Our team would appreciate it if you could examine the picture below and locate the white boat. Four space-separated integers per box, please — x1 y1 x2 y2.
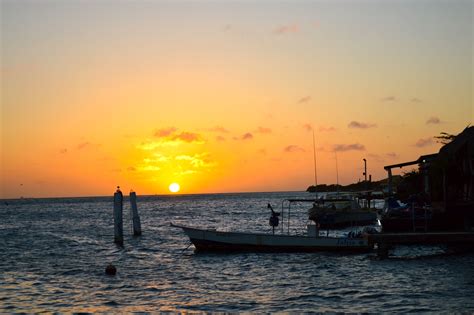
308 192 377 229
171 223 372 253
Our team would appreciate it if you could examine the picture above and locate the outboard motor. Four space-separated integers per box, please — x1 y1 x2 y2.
268 203 280 234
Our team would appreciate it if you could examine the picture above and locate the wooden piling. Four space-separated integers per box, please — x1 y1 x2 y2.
113 189 124 246
130 191 142 236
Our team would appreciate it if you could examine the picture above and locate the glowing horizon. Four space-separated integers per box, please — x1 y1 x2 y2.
1 0 472 198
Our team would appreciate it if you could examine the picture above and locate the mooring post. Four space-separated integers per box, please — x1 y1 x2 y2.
113 187 124 246
130 191 142 236
377 242 390 259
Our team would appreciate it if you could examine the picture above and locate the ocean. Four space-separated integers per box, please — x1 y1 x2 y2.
1 191 473 312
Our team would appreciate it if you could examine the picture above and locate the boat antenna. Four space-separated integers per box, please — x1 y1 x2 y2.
335 150 339 195
312 129 318 198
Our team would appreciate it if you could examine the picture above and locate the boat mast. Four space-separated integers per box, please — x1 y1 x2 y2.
312 129 318 198
335 151 339 194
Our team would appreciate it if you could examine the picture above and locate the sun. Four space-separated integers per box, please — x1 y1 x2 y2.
169 182 180 193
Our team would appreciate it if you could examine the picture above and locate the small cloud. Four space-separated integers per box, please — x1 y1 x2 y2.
175 169 198 176
223 24 232 31
59 148 68 154
411 98 422 103
348 121 377 129
140 128 205 148
333 143 365 152
208 126 230 133
414 137 434 148
175 131 204 143
284 145 305 153
255 127 272 134
154 127 178 138
139 165 161 171
175 153 215 168
368 153 384 163
137 141 162 150
77 142 101 150
151 153 170 162
426 116 442 125
127 166 136 172
303 123 313 132
216 136 226 141
273 24 299 35
386 152 399 159
297 96 311 104
381 96 397 102
77 142 91 150
319 126 336 132
241 133 253 140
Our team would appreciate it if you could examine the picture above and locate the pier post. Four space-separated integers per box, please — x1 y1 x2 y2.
387 169 393 195
130 191 142 236
376 243 390 259
113 187 124 246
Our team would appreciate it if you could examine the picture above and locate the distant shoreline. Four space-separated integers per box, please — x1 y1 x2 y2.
0 190 313 202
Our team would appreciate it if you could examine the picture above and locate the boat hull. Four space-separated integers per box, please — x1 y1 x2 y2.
173 224 372 253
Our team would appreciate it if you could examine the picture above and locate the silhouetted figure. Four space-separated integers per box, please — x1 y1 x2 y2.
268 203 280 234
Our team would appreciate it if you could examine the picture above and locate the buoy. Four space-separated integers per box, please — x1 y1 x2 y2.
105 264 117 276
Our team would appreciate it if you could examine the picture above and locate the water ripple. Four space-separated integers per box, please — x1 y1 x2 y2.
1 192 474 312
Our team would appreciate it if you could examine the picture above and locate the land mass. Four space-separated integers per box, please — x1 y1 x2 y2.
306 175 403 193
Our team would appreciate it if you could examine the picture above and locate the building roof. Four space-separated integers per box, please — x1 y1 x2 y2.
384 154 438 171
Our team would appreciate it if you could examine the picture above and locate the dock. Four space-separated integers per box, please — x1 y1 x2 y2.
367 231 474 258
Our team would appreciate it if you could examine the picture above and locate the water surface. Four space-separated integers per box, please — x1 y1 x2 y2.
1 192 473 312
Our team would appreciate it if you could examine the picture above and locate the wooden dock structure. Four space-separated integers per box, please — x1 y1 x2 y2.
366 231 474 258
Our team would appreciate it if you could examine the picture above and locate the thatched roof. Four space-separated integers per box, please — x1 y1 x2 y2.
437 126 474 164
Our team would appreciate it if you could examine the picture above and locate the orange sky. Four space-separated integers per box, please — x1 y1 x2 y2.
1 0 472 198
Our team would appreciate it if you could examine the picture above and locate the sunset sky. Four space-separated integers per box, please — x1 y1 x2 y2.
1 0 472 198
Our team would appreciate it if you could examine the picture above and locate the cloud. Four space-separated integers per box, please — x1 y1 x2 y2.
381 96 397 102
77 142 91 150
426 116 442 125
333 143 366 152
175 131 204 143
386 152 399 159
127 166 136 172
411 98 422 103
241 133 253 140
59 148 68 154
297 96 311 104
77 142 101 150
414 137 434 148
138 164 161 171
154 127 178 138
175 169 198 176
348 121 377 129
303 123 313 132
319 126 336 132
139 128 205 149
368 153 384 163
273 24 299 35
149 153 169 163
255 127 272 134
207 126 230 133
284 145 305 153
175 153 215 168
